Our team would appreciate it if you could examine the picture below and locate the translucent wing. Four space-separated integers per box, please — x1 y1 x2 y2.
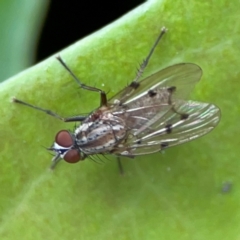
112 100 220 156
108 63 202 105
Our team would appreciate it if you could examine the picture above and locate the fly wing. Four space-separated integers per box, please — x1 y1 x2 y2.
108 63 202 105
112 100 220 156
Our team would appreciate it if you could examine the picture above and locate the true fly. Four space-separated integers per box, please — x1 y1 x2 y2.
13 27 220 170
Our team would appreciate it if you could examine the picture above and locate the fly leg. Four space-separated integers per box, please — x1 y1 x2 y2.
103 121 125 175
133 27 167 83
12 97 87 122
117 157 124 175
56 56 107 107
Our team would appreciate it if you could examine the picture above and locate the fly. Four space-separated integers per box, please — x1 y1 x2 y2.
13 27 221 170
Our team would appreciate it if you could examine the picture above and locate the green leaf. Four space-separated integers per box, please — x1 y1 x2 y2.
0 0 239 239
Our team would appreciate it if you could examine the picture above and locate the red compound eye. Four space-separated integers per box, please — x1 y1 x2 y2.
55 130 73 147
64 149 81 163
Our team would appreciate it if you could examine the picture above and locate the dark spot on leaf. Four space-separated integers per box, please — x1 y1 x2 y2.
222 181 232 194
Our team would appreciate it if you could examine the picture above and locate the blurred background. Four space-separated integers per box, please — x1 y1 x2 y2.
0 0 143 82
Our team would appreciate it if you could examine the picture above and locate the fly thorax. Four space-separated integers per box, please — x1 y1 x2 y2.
73 118 127 154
